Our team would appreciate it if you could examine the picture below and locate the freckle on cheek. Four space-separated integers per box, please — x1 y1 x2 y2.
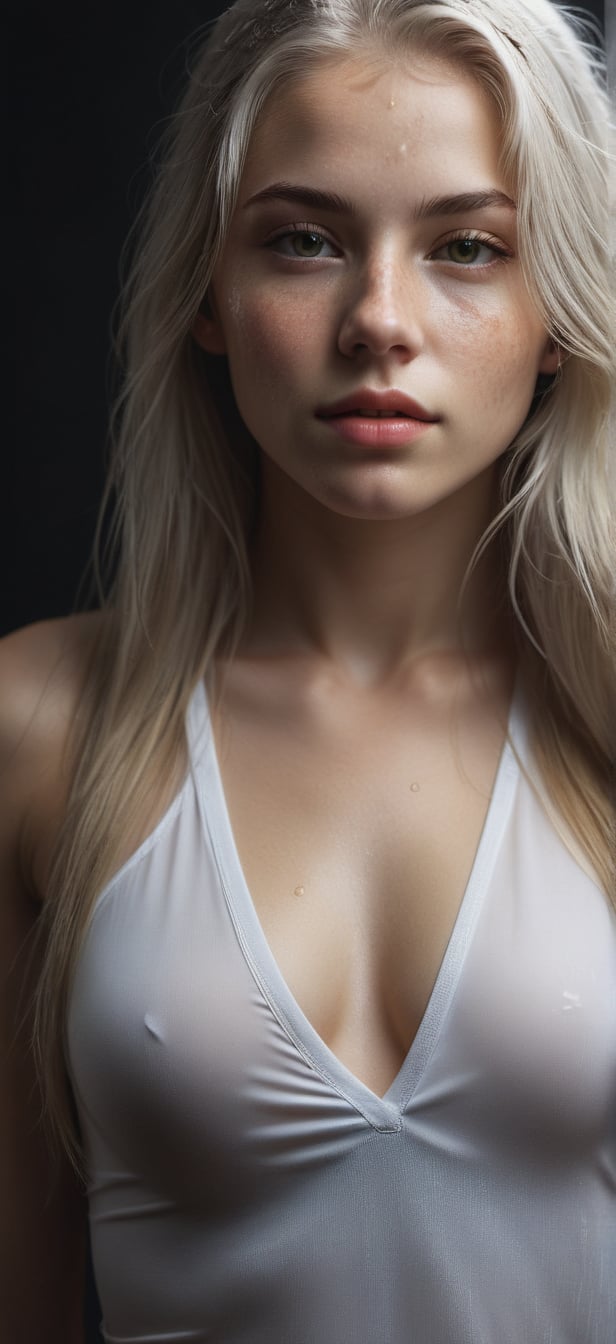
228 287 242 319
247 303 305 351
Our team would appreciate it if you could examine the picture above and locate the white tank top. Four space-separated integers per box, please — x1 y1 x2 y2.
66 679 616 1343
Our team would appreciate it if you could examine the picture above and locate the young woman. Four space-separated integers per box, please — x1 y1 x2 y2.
2 0 613 1340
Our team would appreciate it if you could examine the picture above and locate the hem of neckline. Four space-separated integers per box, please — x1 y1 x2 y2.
189 675 522 1129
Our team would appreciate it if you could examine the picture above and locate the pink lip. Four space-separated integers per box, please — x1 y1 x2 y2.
322 415 434 446
316 388 438 420
315 388 439 448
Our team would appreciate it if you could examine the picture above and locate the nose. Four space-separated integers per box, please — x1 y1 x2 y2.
336 255 425 364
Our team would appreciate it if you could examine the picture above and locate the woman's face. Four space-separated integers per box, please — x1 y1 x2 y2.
194 51 558 522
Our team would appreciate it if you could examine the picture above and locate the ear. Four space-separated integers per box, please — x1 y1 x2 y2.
191 291 227 355
537 335 562 377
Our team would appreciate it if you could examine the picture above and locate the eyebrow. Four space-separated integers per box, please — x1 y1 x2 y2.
242 183 516 217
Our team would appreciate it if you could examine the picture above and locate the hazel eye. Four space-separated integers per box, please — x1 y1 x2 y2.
268 228 337 259
292 232 327 257
447 238 486 264
431 234 510 267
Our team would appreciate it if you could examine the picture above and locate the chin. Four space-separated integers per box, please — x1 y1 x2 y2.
318 485 427 522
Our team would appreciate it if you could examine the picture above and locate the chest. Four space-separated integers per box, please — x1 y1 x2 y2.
68 681 615 1203
210 680 510 1095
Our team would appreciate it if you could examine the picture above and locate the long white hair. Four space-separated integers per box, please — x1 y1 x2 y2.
32 0 613 1176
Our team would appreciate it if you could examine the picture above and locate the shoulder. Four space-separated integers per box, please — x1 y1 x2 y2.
3 602 97 682
0 611 106 899
0 611 104 768
0 617 96 1331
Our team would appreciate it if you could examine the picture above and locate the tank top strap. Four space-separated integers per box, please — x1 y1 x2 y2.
185 676 211 771
507 672 530 766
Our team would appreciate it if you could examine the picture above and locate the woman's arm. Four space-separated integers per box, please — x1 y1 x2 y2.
0 620 94 1343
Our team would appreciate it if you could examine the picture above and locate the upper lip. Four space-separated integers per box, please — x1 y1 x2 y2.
316 389 439 421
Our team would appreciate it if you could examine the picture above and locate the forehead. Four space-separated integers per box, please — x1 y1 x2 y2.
239 52 504 200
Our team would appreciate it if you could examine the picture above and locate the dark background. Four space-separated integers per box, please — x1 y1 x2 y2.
10 1 229 640
9 2 605 1339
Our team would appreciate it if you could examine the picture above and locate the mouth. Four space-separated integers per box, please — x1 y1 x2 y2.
317 410 437 448
316 390 439 423
330 409 417 419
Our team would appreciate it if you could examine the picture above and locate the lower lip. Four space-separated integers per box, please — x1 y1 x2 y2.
319 414 437 446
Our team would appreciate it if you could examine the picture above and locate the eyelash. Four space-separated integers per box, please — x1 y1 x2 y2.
265 223 513 267
434 228 512 266
265 223 335 258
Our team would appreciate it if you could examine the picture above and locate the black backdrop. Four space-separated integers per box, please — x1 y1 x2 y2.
10 2 229 639
9 3 606 1339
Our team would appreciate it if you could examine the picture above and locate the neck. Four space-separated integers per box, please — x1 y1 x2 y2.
244 458 513 689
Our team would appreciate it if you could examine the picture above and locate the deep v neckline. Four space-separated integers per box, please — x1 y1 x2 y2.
193 680 522 1131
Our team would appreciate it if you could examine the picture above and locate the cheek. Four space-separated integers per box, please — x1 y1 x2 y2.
443 300 543 414
216 281 329 451
224 286 323 389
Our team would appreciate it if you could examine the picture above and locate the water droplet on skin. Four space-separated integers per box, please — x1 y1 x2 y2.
409 782 420 793
293 885 305 897
388 97 396 108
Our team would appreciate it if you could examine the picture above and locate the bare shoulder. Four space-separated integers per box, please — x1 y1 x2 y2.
0 610 103 742
0 611 106 900
0 615 98 1335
